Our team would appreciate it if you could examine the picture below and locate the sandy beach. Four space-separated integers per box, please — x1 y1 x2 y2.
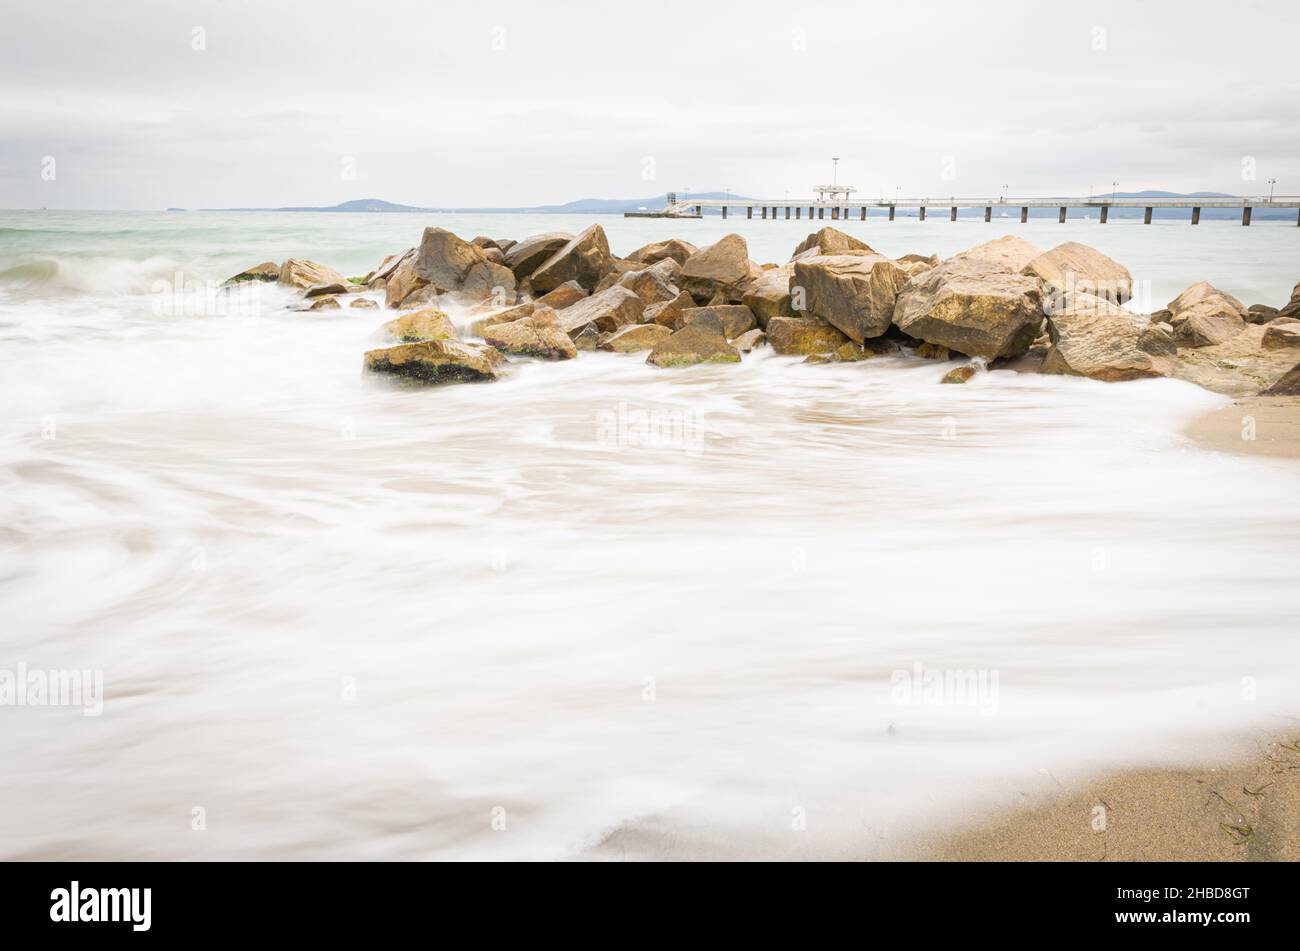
1186 396 1300 459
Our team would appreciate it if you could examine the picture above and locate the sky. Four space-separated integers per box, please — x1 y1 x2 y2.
2 0 1297 209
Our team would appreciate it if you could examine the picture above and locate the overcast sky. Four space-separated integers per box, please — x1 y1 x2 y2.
2 0 1297 209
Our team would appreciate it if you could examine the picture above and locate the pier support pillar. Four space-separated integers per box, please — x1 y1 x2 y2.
818 207 824 219
747 207 752 219
1100 206 1108 224
860 207 866 220
831 207 839 219
1296 208 1299 227
919 207 926 222
761 206 767 219
721 206 727 219
785 206 790 219
795 207 801 219
1242 207 1252 226
950 206 958 222
1144 207 1153 224
1058 206 1066 223
1020 207 1028 223
984 206 991 222
888 205 895 221
1191 207 1200 225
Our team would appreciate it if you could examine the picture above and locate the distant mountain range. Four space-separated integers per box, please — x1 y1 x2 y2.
181 191 1296 220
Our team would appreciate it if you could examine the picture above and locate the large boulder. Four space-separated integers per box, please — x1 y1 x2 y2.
223 261 281 285
682 305 757 339
503 232 574 279
1169 323 1300 395
792 254 909 342
1261 319 1300 350
364 339 504 383
529 224 615 293
384 253 430 309
414 227 488 291
625 238 698 267
615 265 678 306
896 253 939 280
278 259 348 291
598 323 673 352
790 226 874 260
1164 282 1247 348
741 265 796 328
952 235 1043 272
367 249 414 289
460 259 517 303
1041 296 1176 381
765 316 851 356
1023 242 1133 304
892 259 1045 360
537 280 588 310
645 313 741 368
384 308 459 342
555 286 644 337
482 306 577 360
645 290 696 331
680 234 756 304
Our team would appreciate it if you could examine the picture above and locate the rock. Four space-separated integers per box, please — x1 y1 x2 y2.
364 339 504 383
304 280 353 299
307 296 342 310
1169 281 1248 320
529 224 615 293
680 234 756 303
482 247 505 265
914 342 956 360
572 326 601 351
414 227 488 291
278 259 348 291
647 256 682 284
625 238 698 267
741 265 795 329
385 308 460 342
1173 303 1246 348
792 254 909 342
953 235 1043 271
460 259 517 303
598 323 673 352
555 286 644 337
470 236 502 250
367 249 413 290
394 284 445 311
537 280 588 310
940 365 978 384
615 265 678 306
1170 324 1300 396
645 290 695 331
1261 319 1300 350
682 304 757 339
1023 241 1133 304
482 306 577 360
496 239 517 254
223 261 281 285
1247 304 1280 324
503 232 574 279
893 259 1046 359
349 298 379 309
1041 299 1176 381
1260 362 1300 395
790 226 875 260
384 253 430 309
765 316 851 356
645 314 742 368
732 329 767 353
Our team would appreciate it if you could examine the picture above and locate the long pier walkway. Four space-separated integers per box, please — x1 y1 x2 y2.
643 196 1300 226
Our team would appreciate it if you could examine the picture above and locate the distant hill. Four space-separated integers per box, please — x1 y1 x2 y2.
197 191 1295 220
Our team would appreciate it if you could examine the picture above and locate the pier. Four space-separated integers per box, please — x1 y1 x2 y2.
633 195 1300 226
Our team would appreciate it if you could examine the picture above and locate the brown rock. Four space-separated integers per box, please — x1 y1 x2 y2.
1173 302 1246 348
572 325 601 351
1260 362 1300 395
683 304 757 339
792 253 909 342
278 259 349 291
892 259 1045 359
765 316 851 356
1023 241 1134 304
790 226 875 260
645 291 695 331
349 298 379 309
741 265 795 328
555 286 644 337
680 234 755 303
940 365 978 384
503 232 573 279
1261 319 1300 350
482 306 577 360
224 261 281 285
363 339 504 383
645 313 741 368
1041 300 1176 381
385 308 459 342
530 224 615 293
615 266 678 307
537 281 588 310
384 253 430 309
1247 304 1279 324
460 259 517 304
625 238 698 267
307 296 342 310
1169 281 1248 320
414 227 488 291
598 323 673 352
732 329 767 353
953 235 1043 272
304 280 353 298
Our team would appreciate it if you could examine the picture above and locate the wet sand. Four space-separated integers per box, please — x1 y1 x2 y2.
908 730 1300 861
1185 396 1300 459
